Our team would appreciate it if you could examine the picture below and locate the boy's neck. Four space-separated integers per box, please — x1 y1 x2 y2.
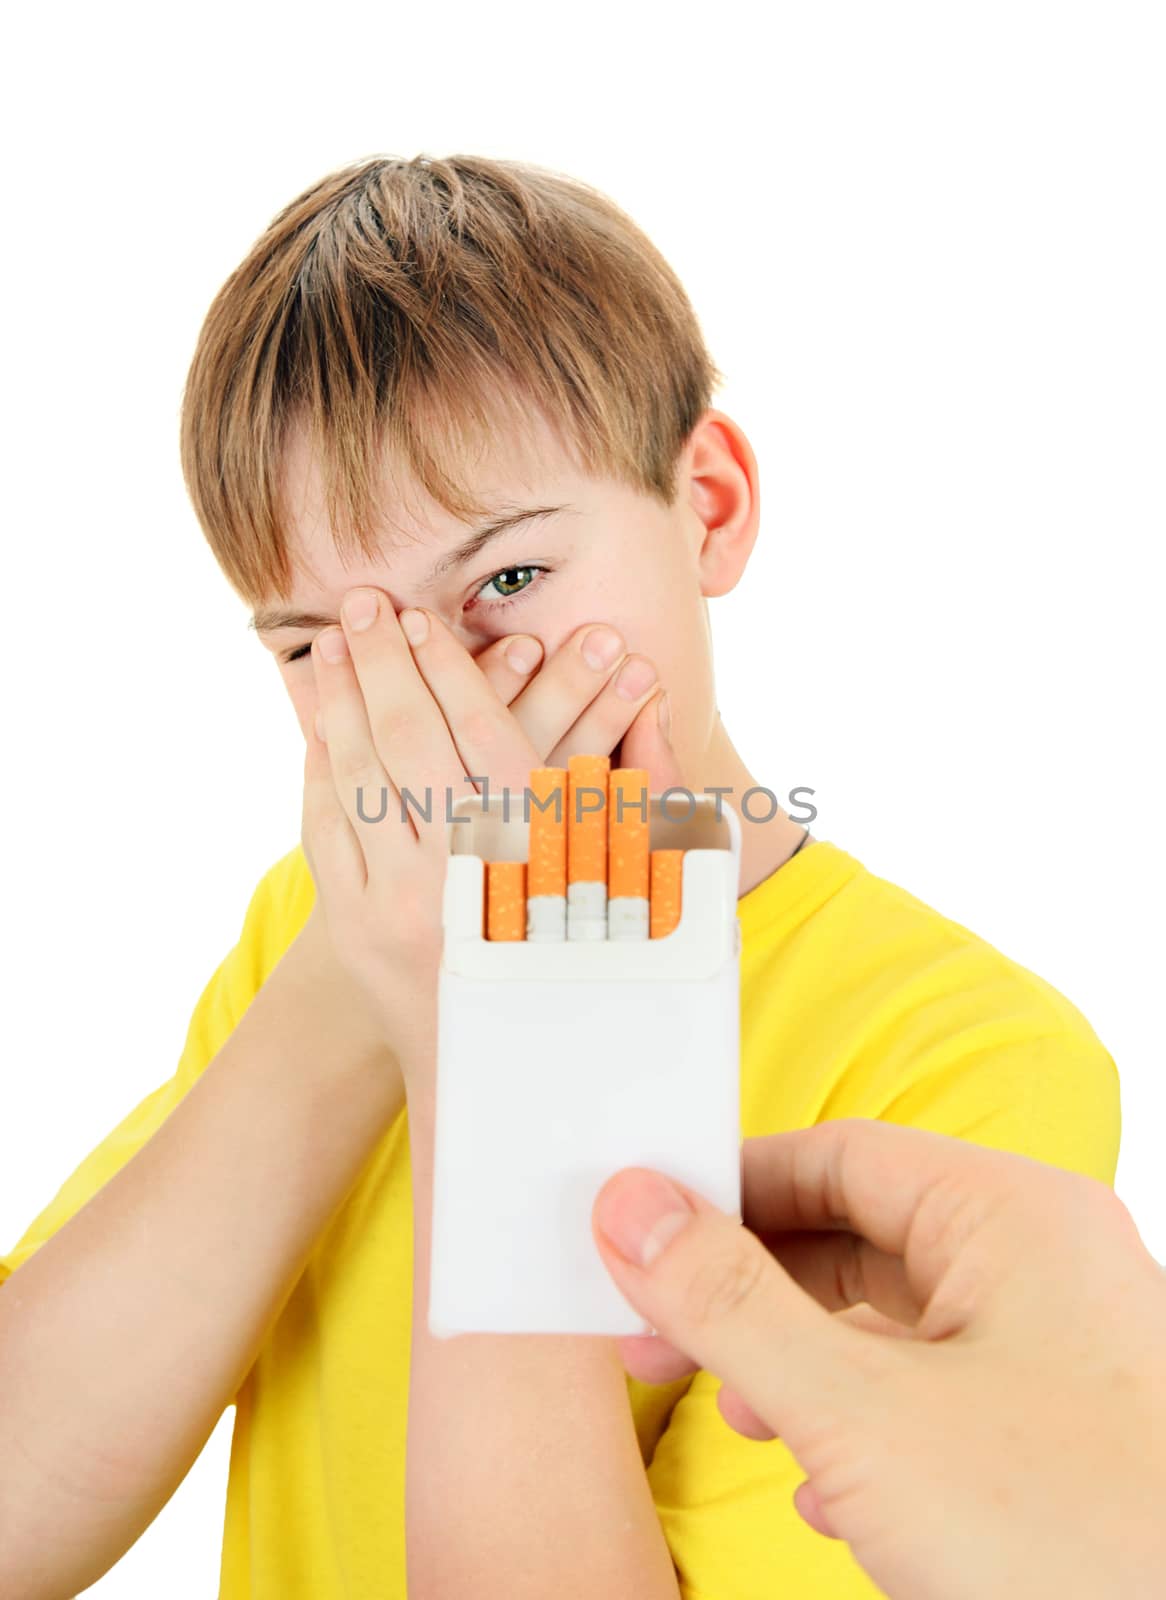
690 715 810 899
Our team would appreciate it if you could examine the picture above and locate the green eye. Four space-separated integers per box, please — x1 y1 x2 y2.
469 562 551 611
489 566 536 598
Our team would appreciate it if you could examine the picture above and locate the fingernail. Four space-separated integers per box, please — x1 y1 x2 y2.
314 710 326 742
657 692 672 739
581 626 623 671
615 656 658 702
505 636 543 675
399 608 429 646
342 589 380 632
316 627 349 663
595 1172 694 1269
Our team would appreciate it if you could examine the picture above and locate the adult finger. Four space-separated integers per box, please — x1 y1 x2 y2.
833 1304 922 1340
614 1333 700 1386
615 1243 922 1396
768 1231 922 1325
740 1121 1044 1304
592 1168 877 1447
792 1480 840 1541
716 1383 778 1441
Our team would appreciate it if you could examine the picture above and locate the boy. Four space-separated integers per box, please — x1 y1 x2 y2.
0 154 1119 1598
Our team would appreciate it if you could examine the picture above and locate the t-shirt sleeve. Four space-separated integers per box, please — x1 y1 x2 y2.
649 1377 884 1597
827 959 1121 1185
0 845 313 1287
871 1024 1120 1181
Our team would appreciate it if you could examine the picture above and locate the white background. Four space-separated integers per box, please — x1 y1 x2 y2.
2 3 1163 1594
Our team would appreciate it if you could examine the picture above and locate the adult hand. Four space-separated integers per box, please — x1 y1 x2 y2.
593 1120 1166 1600
302 590 680 1074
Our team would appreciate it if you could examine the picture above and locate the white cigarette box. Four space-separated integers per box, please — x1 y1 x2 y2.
429 790 743 1337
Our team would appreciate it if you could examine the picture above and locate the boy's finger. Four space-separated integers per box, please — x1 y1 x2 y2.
505 623 633 758
475 634 544 706
395 608 541 794
311 626 403 850
613 691 684 793
546 654 663 768
301 714 366 899
338 591 467 848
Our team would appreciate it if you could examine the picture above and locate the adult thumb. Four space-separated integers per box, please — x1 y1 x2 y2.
592 1167 870 1443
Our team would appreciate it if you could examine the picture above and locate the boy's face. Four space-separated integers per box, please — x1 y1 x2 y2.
254 410 751 779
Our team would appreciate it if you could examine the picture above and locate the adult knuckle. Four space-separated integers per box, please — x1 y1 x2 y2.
681 1232 769 1328
834 1235 868 1309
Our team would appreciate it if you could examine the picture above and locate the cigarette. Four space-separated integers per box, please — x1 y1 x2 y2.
566 754 610 940
608 768 650 940
526 767 567 941
649 849 684 939
485 860 526 941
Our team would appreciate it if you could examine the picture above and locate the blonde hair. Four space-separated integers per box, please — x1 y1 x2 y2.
179 153 722 601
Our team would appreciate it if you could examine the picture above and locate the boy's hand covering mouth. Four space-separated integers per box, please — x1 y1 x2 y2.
300 589 682 1077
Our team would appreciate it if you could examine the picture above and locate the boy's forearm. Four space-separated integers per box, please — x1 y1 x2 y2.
0 914 401 1600
403 1082 681 1600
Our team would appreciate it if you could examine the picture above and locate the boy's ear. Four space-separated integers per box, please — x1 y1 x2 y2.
682 411 761 598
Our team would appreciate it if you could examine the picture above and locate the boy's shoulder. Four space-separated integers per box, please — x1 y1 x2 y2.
255 840 315 929
742 838 1105 1048
214 844 316 1012
738 840 1119 1182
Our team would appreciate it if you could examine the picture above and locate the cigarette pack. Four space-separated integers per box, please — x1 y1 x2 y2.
429 789 743 1337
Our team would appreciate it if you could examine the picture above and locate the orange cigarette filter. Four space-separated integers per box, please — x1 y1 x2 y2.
527 767 567 897
649 849 684 938
608 769 650 899
485 861 526 941
566 754 610 884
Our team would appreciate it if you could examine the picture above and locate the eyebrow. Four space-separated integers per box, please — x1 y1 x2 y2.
249 504 572 633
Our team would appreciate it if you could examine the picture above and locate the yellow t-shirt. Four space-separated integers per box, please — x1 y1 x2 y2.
0 840 1120 1598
